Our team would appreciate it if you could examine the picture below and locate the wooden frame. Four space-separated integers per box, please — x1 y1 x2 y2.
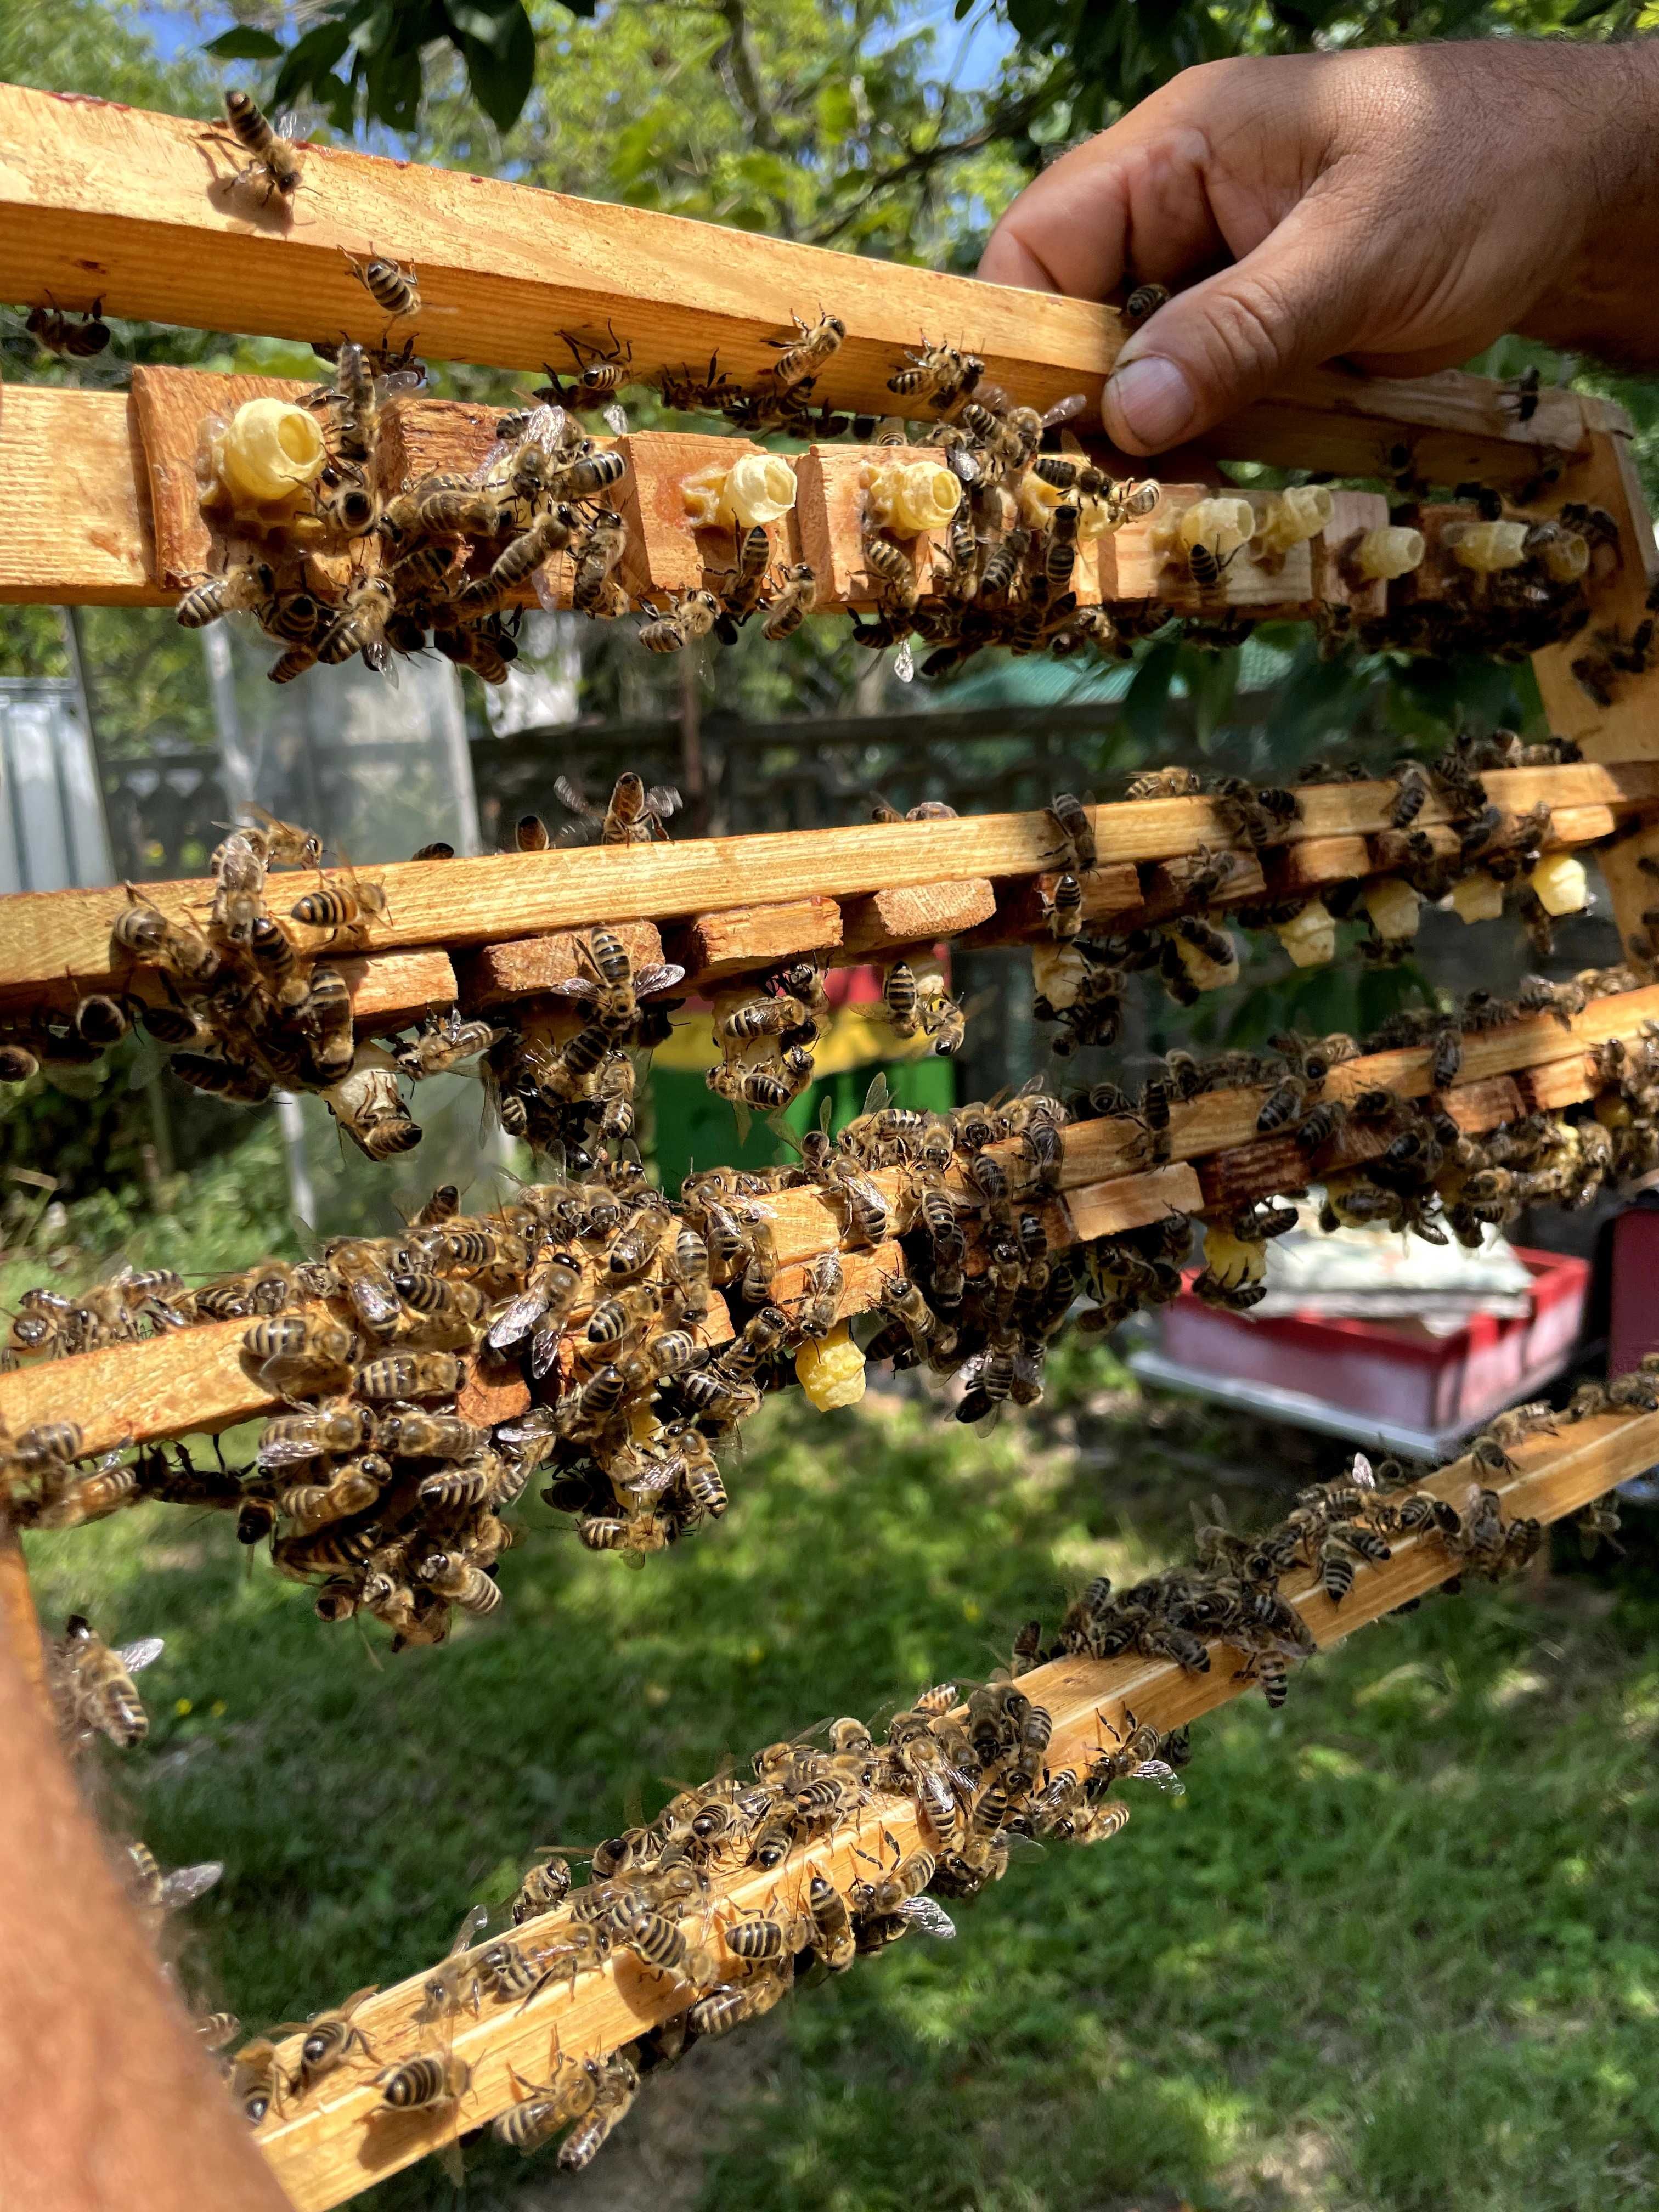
245 1403 1659 2209
2 761 1656 1014
6 72 1659 2212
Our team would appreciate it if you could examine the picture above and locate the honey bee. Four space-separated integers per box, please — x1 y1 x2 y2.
883 960 920 1038
245 1315 357 1396
290 865 391 937
555 771 680 848
762 563 818 641
888 339 984 408
288 1986 380 2095
54 1613 164 1748
396 1008 499 1080
1124 281 1170 323
418 1550 502 1616
177 559 275 630
259 1403 376 1467
766 308 845 389
205 90 306 207
230 2039 285 2126
493 2056 596 2153
558 2052 641 2172
862 533 918 613
112 891 220 986
317 576 397 671
325 1048 421 1161
458 511 573 612
639 586 720 653
354 1351 462 1400
343 249 422 323
26 294 111 359
372 2052 471 2119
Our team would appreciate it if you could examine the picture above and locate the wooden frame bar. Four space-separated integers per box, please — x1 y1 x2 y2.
244 1403 1659 2209
7 977 1653 1459
0 82 1593 480
3 763 1656 1007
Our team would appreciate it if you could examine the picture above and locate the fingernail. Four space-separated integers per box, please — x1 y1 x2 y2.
1103 355 1196 452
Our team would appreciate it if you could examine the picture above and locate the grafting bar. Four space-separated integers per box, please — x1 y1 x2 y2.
249 1404 1659 2210
0 81 1592 478
1 764 1655 1003
4 978 1651 1459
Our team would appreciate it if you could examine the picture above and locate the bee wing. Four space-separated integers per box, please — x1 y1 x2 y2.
861 1071 891 1116
351 1279 402 1332
645 785 682 820
549 977 599 1002
1040 392 1087 430
602 403 629 437
449 1903 490 1956
488 1280 551 1350
160 1860 225 1912
380 367 427 397
117 1634 166 1675
258 1435 325 1468
635 964 687 997
1351 1452 1376 1489
896 1897 957 1939
1128 1760 1186 1795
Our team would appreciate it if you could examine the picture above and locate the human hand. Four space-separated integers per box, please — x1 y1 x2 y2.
979 41 1659 454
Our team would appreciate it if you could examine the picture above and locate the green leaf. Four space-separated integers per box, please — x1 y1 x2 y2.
202 26 286 61
447 0 522 48
456 7 536 133
1123 640 1179 748
1560 0 1616 22
272 20 357 109
363 36 425 133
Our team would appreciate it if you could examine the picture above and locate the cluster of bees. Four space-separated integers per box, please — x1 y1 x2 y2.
1050 1451 1545 1708
0 804 496 1160
187 340 635 688
9 954 1659 1613
1029 737 1600 1056
226 1669 1188 2169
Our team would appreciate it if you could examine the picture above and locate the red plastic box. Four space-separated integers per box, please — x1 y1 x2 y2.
1158 1245 1589 1436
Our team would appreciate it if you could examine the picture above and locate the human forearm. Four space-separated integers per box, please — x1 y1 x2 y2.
0 1569 288 2212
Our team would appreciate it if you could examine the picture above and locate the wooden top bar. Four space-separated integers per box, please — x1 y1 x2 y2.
1 764 1655 1002
0 82 1589 479
6 976 1653 1458
250 1402 1659 2208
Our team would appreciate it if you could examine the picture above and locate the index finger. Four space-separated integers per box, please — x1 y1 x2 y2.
977 114 1228 302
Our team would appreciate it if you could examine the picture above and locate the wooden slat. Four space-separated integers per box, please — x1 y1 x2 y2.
249 1403 1659 2210
454 924 663 1012
665 897 843 991
0 83 1117 428
0 382 156 605
836 878 997 958
3 766 1655 1001
0 83 1594 480
1532 408 1659 763
7 978 1651 1458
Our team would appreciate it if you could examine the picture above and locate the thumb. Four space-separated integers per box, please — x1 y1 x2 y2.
1102 193 1376 455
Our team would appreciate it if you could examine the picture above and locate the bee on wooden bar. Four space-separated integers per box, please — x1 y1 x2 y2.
343 250 422 323
554 771 681 846
204 91 306 207
766 308 846 390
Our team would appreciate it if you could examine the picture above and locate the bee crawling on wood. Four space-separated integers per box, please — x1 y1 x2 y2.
201 90 307 208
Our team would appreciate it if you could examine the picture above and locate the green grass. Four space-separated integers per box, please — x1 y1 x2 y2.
21 1336 1659 2212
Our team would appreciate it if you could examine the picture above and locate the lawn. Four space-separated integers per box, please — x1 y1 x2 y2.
19 1296 1659 2212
